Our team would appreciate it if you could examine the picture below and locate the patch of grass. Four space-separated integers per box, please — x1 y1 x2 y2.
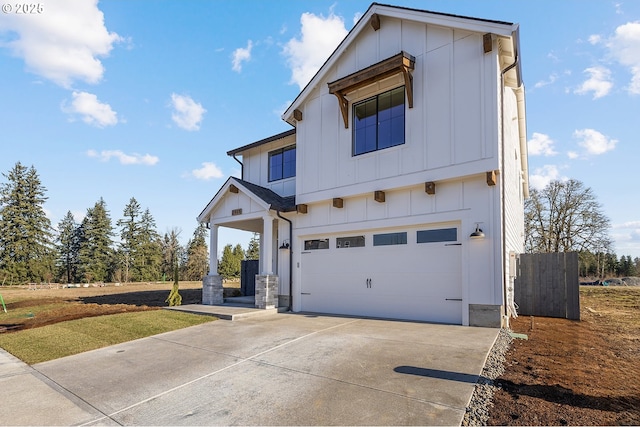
0 310 216 364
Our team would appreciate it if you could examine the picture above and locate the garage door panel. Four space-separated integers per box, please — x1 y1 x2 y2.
300 225 462 324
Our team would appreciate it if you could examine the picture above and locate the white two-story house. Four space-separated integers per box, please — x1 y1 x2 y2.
197 3 528 327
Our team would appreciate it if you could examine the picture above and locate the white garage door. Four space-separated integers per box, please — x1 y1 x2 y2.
300 225 462 324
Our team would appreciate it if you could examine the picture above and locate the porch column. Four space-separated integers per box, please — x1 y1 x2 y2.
256 214 278 309
209 223 218 275
203 223 223 305
261 215 274 274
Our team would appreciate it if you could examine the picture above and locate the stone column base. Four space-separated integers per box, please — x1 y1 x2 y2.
202 274 223 305
255 274 278 309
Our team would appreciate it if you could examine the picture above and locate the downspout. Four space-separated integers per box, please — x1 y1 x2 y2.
276 209 293 312
500 30 520 325
232 153 244 179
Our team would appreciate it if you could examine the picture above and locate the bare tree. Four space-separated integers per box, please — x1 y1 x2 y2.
525 179 611 254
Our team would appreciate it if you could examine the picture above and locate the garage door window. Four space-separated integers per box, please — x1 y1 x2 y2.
417 228 457 243
304 239 329 250
336 236 365 248
373 232 407 246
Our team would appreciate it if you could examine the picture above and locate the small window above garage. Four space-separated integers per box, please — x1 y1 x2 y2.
417 228 458 244
373 232 407 246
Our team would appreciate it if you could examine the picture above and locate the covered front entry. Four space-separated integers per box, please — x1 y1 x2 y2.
299 224 463 324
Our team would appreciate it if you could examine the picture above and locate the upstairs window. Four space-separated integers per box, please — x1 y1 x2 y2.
269 145 296 182
353 87 405 156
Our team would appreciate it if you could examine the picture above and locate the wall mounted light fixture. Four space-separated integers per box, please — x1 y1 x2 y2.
470 223 485 239
279 239 290 250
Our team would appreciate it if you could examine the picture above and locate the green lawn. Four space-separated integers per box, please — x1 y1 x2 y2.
0 310 216 364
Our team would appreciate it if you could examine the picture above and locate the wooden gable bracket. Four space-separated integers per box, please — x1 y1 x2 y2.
483 33 493 54
374 190 386 203
293 109 303 121
296 204 308 214
486 170 497 186
332 197 344 208
425 181 436 195
229 184 239 193
370 13 380 31
328 51 415 128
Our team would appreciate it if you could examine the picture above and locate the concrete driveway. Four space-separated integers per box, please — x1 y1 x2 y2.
4 313 498 426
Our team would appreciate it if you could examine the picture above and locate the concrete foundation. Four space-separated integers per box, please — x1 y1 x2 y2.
255 274 278 309
202 274 223 305
469 304 503 328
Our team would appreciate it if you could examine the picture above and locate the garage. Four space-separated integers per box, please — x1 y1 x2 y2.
299 224 463 324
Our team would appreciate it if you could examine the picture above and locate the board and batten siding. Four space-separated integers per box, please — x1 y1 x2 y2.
295 17 501 204
240 133 296 197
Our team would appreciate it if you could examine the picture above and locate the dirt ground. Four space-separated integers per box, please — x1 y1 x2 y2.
0 282 209 332
1 283 638 425
488 286 640 426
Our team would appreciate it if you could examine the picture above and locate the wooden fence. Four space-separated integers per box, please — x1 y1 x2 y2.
514 252 580 320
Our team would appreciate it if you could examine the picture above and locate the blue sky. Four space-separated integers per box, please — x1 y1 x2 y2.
1 1 639 259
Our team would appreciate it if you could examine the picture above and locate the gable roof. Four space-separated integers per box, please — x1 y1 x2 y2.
227 128 296 157
197 177 296 223
283 2 521 125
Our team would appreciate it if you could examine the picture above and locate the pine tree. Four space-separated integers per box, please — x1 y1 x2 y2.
217 244 236 280
77 198 114 283
56 211 79 283
246 233 260 260
0 162 54 284
183 223 209 280
116 197 142 282
161 228 183 281
137 208 162 281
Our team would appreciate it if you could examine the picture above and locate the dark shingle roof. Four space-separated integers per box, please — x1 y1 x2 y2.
233 178 296 212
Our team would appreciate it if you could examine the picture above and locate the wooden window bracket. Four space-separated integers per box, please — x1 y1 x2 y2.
328 51 415 128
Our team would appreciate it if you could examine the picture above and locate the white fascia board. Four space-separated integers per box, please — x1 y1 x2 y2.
196 178 271 223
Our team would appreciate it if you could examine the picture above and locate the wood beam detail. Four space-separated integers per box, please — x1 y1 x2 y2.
229 184 239 193
296 204 308 214
370 13 380 31
293 109 303 121
486 171 497 186
483 33 493 53
425 181 436 195
374 190 386 203
328 51 415 128
332 198 344 208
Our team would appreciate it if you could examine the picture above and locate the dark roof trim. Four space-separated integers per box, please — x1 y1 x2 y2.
371 3 514 27
227 128 296 156
233 178 297 212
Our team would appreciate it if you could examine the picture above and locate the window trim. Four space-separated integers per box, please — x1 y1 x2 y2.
268 145 296 182
352 86 406 156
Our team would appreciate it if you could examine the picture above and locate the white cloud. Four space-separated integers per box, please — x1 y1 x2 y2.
231 40 253 72
606 21 640 95
528 132 558 156
575 66 613 99
170 93 206 131
0 0 122 88
534 73 559 89
191 162 223 180
529 165 567 190
62 91 117 127
573 128 617 156
87 149 159 165
282 11 349 90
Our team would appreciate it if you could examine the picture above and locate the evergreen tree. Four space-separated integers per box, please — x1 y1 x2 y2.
0 162 54 284
56 211 79 283
246 233 260 260
217 244 236 280
137 208 162 281
116 197 142 282
183 223 209 280
77 198 114 282
161 228 183 281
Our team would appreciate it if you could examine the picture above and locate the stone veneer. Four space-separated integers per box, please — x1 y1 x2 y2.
255 274 278 309
202 274 223 305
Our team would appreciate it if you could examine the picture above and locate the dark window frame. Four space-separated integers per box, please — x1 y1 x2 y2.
268 145 296 182
416 228 458 244
373 232 407 246
304 239 329 250
352 86 405 156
